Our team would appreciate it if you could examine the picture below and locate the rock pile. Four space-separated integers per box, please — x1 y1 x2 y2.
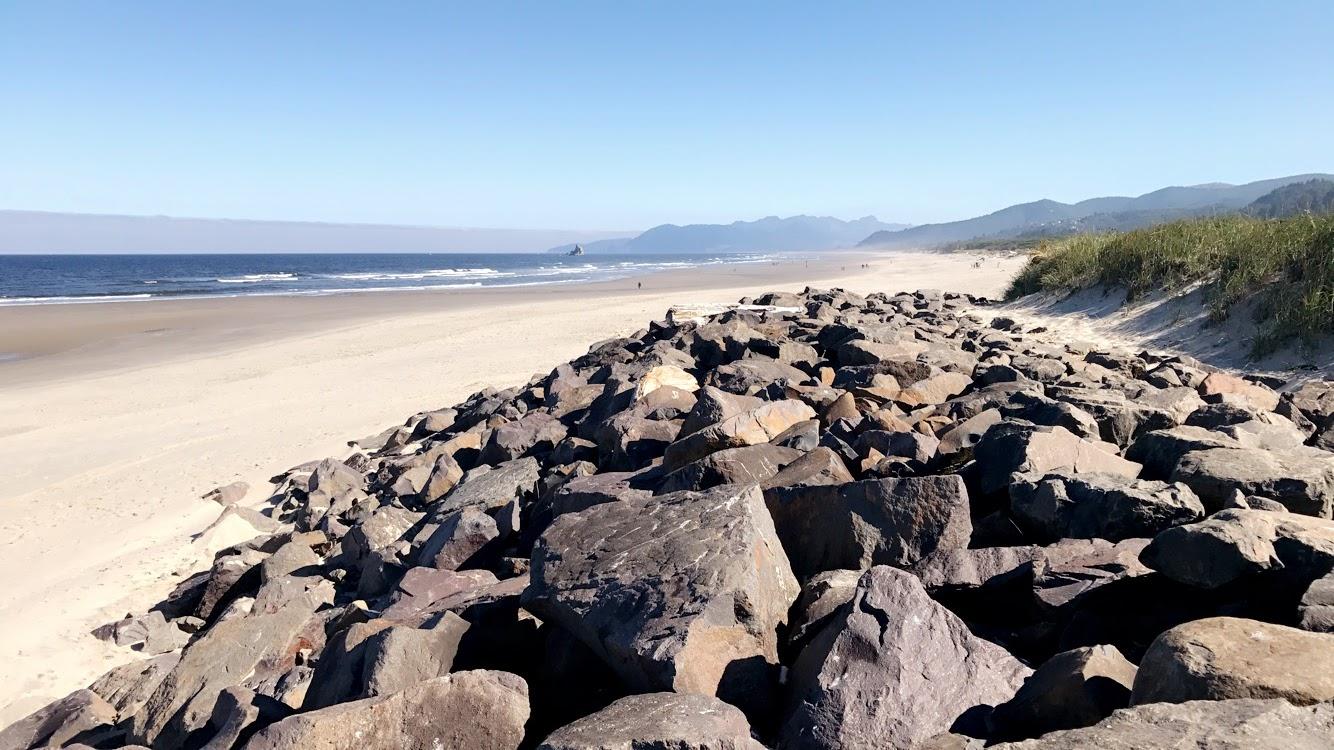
6 287 1334 749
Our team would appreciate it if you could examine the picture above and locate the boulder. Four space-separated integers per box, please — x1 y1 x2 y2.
634 364 699 399
415 507 500 570
1032 538 1151 611
1199 372 1281 411
765 475 973 580
989 645 1137 740
781 566 1031 750
1139 508 1334 590
429 457 539 517
241 671 529 750
658 443 801 493
536 692 765 750
0 689 117 750
759 446 853 490
896 371 973 408
129 590 326 747
912 546 1038 592
680 386 763 437
1299 571 1334 632
546 470 656 519
360 613 470 697
988 698 1334 749
1009 472 1204 543
479 412 568 465
663 399 816 468
421 452 464 502
1171 446 1334 517
524 485 799 711
973 423 1140 498
88 652 181 719
1131 617 1334 705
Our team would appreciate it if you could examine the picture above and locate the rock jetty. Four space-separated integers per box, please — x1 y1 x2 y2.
6 286 1334 749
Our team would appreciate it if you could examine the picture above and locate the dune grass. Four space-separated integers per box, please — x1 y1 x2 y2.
1004 213 1334 354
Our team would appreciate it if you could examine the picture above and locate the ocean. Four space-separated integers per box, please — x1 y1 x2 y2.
0 252 783 306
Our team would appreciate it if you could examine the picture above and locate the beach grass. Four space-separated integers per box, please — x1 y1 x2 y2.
1004 213 1334 354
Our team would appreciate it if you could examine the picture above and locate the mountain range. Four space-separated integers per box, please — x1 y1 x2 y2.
546 215 908 254
859 173 1334 248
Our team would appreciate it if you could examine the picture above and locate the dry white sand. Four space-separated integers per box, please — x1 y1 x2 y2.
0 250 1025 723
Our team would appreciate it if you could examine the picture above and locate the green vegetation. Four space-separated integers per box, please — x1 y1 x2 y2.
1005 213 1334 354
1246 178 1334 219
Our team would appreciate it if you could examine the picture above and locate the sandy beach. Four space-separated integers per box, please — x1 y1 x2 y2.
0 249 1024 724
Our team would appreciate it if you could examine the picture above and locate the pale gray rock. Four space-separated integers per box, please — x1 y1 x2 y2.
989 698 1334 749
536 692 765 750
973 423 1140 497
242 671 529 750
360 613 469 698
1131 616 1334 706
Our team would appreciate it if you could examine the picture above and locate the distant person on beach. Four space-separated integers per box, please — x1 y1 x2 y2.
637 282 641 290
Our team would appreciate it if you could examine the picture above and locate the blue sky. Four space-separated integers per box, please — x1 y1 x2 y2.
2 1 1331 229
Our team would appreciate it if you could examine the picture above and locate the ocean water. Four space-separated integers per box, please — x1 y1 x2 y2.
0 252 783 306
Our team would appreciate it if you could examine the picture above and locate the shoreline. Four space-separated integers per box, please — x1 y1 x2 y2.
0 248 1028 723
0 254 854 382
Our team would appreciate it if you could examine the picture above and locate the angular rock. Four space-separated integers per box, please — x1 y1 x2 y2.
242 671 529 750
1009 472 1204 543
785 569 861 650
1032 538 1151 611
416 507 499 570
989 645 1137 740
663 399 816 469
765 475 972 580
361 613 470 697
973 422 1140 498
0 689 117 750
1139 508 1334 590
536 692 765 750
524 485 799 710
1199 372 1281 411
129 589 326 747
1131 617 1334 705
679 386 763 437
1171 446 1334 517
429 457 539 517
658 443 801 493
479 412 568 465
1299 571 1334 632
781 566 1031 750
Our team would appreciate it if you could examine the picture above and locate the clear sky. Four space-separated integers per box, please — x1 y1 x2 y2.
2 1 1331 230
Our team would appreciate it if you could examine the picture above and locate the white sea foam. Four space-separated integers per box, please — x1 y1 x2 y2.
320 268 503 281
216 273 298 283
0 293 156 307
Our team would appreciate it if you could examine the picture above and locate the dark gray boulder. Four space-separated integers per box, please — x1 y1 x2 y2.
1138 508 1334 590
764 475 972 580
657 443 802 493
1009 472 1204 543
780 566 1031 750
524 484 799 710
989 645 1137 740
